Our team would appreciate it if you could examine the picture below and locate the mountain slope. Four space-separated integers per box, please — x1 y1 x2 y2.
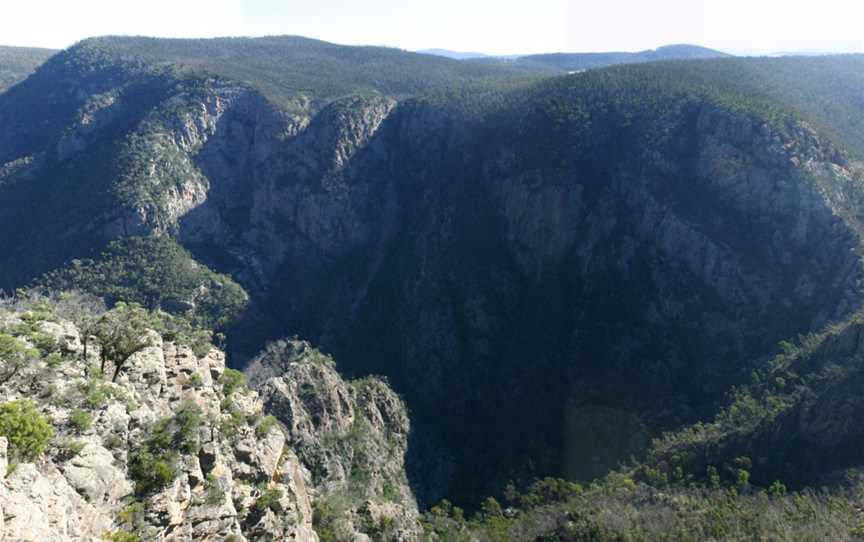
0 45 56 93
3 37 864 509
637 55 864 157
0 295 418 541
473 44 729 72
59 36 538 109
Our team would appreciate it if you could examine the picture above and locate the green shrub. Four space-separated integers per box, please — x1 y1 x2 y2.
480 497 503 519
768 480 787 497
255 415 278 438
30 332 58 357
57 439 86 461
219 404 246 442
220 368 246 398
519 477 583 508
253 487 284 513
382 480 400 502
117 500 146 531
144 401 202 454
79 378 116 408
312 500 343 542
0 399 54 463
69 409 93 432
0 333 38 383
204 473 226 505
45 352 64 368
103 434 124 450
128 402 202 494
188 372 203 389
128 449 176 495
172 401 202 453
102 530 141 542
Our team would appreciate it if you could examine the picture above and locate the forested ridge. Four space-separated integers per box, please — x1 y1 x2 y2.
2 35 864 541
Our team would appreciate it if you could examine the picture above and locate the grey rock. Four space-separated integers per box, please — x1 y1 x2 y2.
62 441 133 504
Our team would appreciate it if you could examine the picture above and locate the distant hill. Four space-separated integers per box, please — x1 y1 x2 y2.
642 54 864 156
418 48 490 60
0 45 56 93
48 35 537 111
474 43 730 72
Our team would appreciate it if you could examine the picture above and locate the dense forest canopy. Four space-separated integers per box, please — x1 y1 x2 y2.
62 35 541 110
0 45 56 92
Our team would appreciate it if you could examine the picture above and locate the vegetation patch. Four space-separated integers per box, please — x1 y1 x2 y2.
0 399 54 464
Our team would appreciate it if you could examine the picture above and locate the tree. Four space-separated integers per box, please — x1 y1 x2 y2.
0 332 39 384
91 302 158 382
0 399 54 463
480 497 504 519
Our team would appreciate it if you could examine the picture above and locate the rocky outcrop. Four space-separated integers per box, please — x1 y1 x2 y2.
249 339 421 541
0 306 328 541
1 462 113 542
4 38 864 506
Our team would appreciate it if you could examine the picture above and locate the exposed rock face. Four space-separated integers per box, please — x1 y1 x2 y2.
249 339 421 541
3 42 864 504
198 91 863 497
0 309 340 541
1 462 113 542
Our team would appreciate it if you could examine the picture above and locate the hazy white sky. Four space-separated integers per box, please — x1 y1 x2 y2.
2 0 862 55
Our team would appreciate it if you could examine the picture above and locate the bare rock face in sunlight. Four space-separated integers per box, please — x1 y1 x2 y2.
4 35 864 536
250 339 422 541
0 308 328 542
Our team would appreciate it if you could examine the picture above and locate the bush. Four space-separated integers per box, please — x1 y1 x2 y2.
117 500 147 532
69 409 93 432
172 401 202 453
128 402 202 494
204 473 226 505
128 449 176 495
103 434 124 450
253 487 284 513
219 403 246 442
0 399 54 463
188 372 203 389
45 352 64 368
220 368 246 398
0 333 39 384
255 415 278 438
79 379 116 408
143 401 202 453
102 530 141 542
57 439 87 461
313 499 349 542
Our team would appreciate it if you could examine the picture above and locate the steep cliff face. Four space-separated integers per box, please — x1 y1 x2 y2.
202 88 862 495
249 340 421 541
4 39 864 506
318 93 864 497
0 299 418 541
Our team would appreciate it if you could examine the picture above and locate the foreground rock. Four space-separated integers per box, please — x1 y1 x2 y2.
0 303 421 541
249 339 422 541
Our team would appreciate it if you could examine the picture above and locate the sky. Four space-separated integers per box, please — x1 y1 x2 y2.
1 0 863 55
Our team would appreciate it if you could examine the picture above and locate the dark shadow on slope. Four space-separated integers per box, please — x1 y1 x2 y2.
177 83 864 508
